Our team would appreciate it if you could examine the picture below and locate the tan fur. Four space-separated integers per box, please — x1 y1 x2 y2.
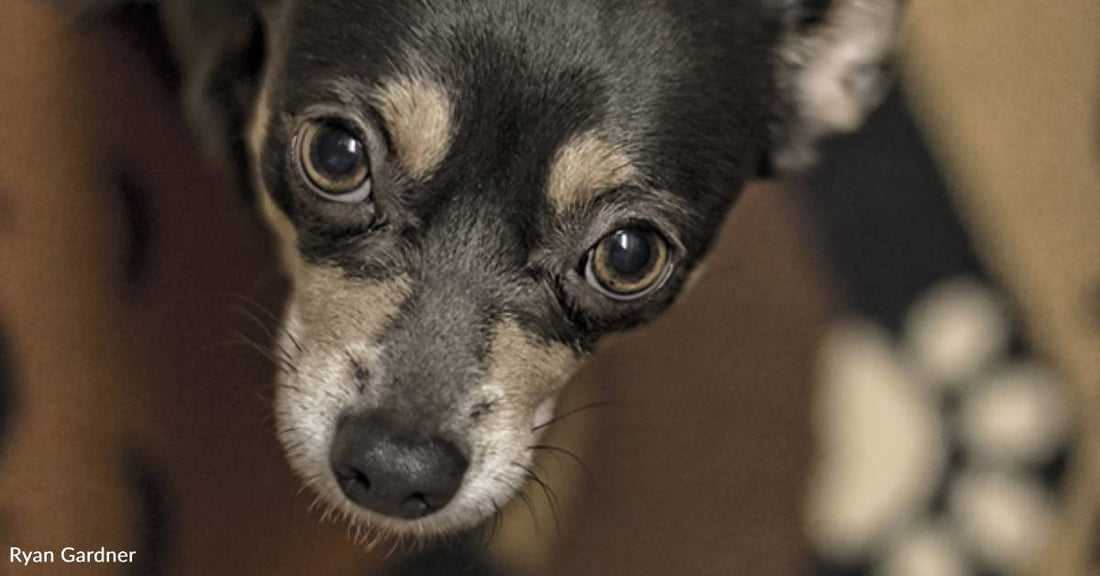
296 266 413 344
373 75 455 182
259 192 300 276
546 131 639 213
245 21 303 278
247 80 274 174
488 319 580 407
681 260 710 298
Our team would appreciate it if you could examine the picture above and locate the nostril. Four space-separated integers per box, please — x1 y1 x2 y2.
354 469 371 491
402 492 432 518
332 463 373 500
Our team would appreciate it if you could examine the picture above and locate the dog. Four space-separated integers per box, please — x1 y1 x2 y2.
55 0 903 538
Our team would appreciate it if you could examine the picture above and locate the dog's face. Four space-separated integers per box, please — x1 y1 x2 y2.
230 0 902 535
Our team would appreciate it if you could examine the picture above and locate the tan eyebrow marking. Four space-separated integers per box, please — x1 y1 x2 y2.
546 131 639 213
372 75 455 182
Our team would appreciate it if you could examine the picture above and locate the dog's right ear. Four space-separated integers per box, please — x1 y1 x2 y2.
50 0 267 181
159 1 268 172
768 0 905 173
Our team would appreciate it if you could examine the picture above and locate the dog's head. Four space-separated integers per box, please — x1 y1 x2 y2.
247 0 902 536
64 0 901 535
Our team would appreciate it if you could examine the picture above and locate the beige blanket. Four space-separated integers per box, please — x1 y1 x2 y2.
902 3 1100 574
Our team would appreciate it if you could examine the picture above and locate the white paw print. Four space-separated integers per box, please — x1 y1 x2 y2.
807 277 1073 576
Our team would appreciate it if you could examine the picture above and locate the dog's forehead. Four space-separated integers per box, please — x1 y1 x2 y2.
269 0 781 275
283 0 682 88
279 0 687 183
277 0 778 197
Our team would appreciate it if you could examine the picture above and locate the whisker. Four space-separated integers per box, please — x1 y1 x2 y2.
278 323 304 354
230 302 278 340
219 331 297 374
484 499 504 548
365 528 386 552
385 533 403 560
529 443 592 478
229 293 282 324
230 293 304 352
518 464 561 538
516 489 539 533
531 400 616 432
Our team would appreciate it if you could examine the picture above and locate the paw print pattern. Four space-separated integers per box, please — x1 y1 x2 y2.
809 277 1074 576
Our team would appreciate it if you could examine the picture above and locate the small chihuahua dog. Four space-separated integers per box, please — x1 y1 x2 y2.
59 0 901 537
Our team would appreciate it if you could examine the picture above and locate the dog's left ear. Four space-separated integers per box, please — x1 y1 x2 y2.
768 0 905 173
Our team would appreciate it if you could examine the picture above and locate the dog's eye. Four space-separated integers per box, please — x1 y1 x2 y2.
296 120 371 202
585 227 671 300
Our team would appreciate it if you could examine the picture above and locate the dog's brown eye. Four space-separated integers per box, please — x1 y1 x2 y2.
585 227 671 300
297 120 371 202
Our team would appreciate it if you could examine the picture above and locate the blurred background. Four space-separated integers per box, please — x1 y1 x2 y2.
0 1 1097 575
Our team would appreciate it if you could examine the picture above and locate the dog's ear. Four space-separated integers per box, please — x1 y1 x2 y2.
769 0 905 173
49 0 267 181
160 1 267 171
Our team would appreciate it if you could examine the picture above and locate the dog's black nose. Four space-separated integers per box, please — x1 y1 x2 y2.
330 412 468 520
